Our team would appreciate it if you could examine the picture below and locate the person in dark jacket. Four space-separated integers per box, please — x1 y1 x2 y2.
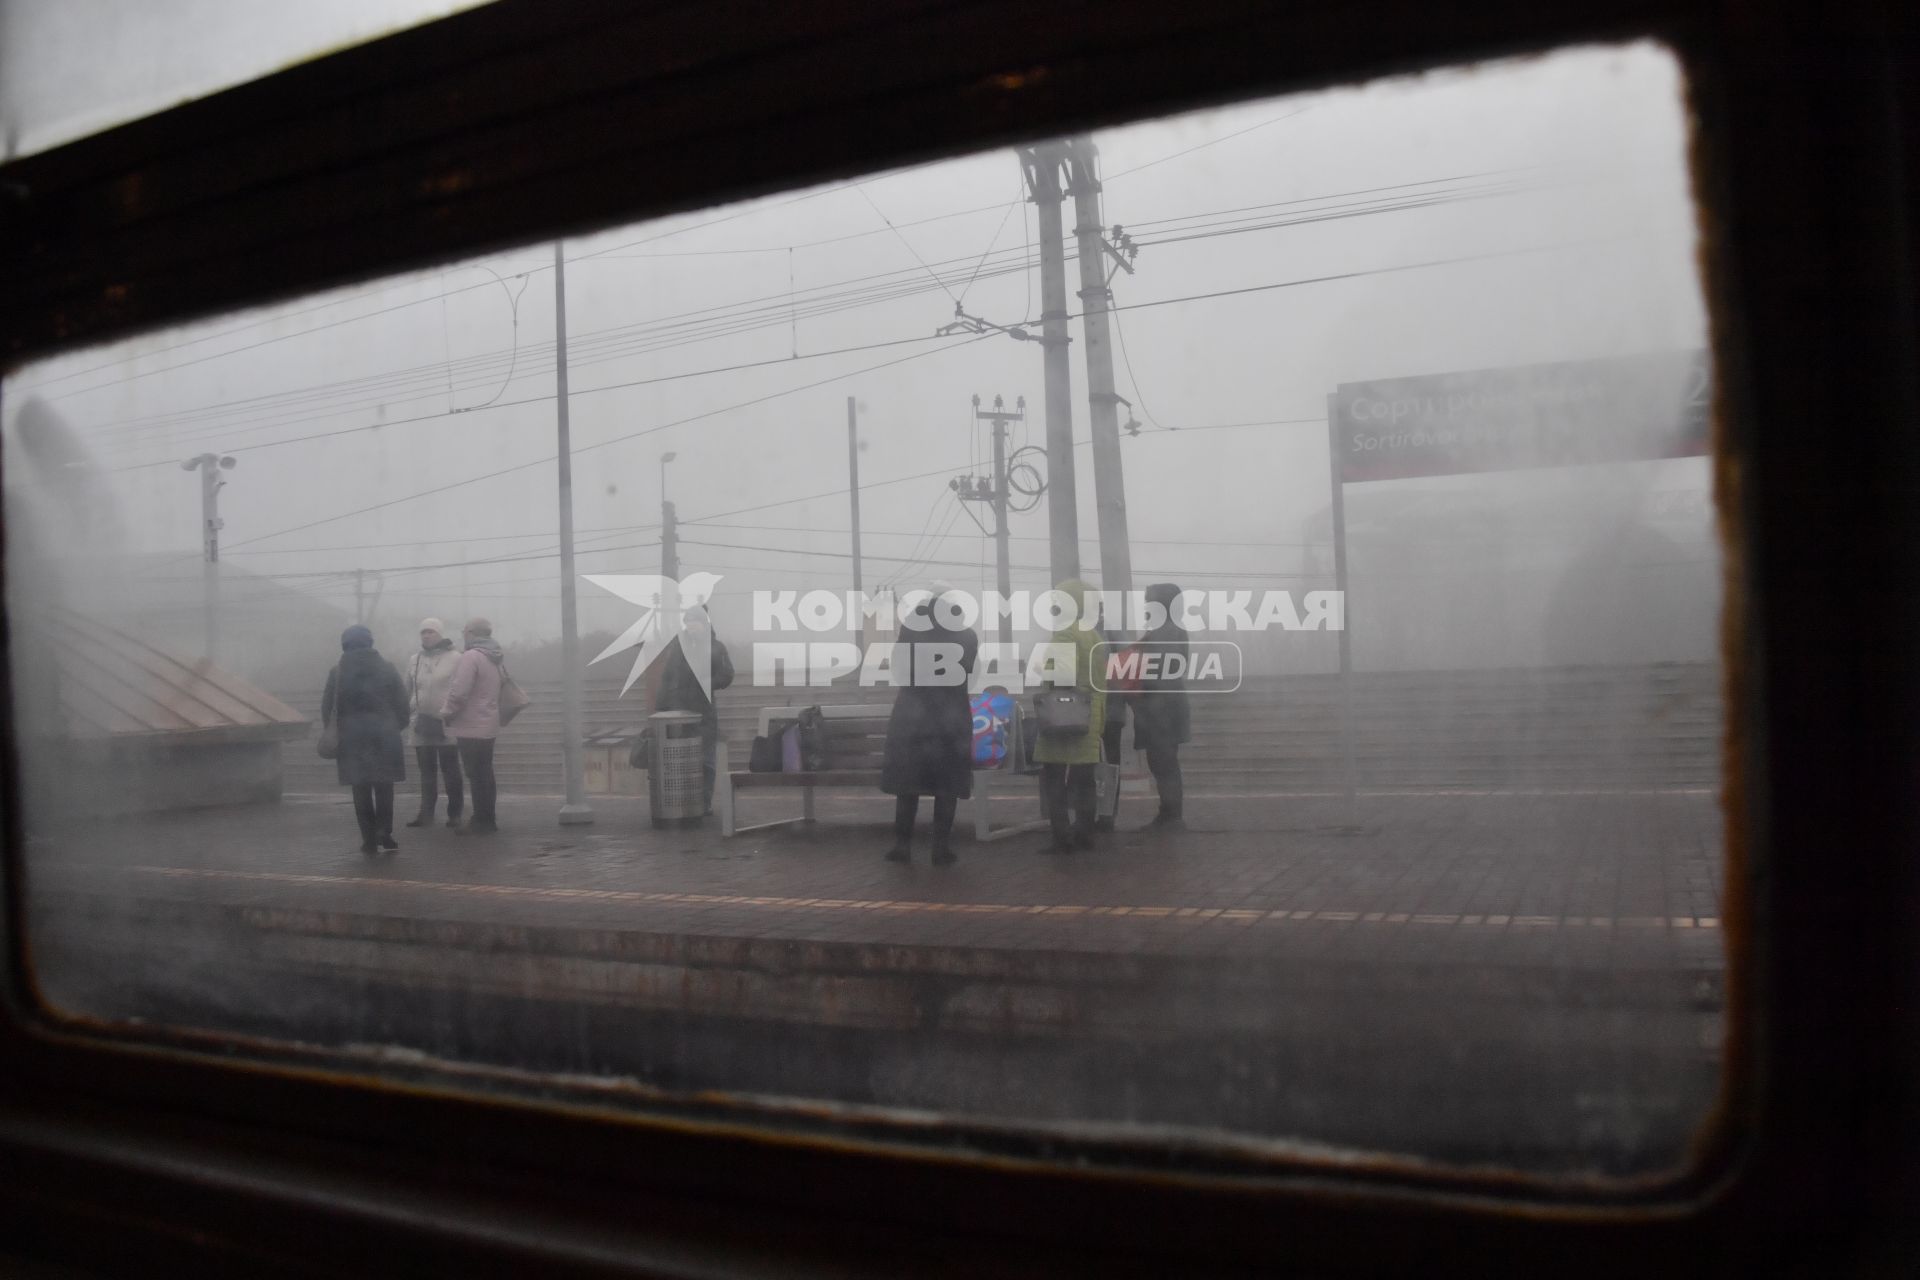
322 625 410 855
653 606 734 815
880 588 979 866
1129 581 1192 826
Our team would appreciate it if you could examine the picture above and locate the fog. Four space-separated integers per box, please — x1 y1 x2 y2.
4 42 1727 1174
7 43 1707 682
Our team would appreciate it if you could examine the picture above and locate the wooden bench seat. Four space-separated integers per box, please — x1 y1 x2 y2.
715 701 1043 841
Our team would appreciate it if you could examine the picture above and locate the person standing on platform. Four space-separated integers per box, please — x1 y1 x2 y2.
442 617 504 834
654 605 735 816
1129 581 1192 827
880 586 979 866
322 624 408 856
1033 579 1107 853
404 618 464 829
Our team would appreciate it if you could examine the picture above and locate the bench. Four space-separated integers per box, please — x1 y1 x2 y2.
714 702 1045 841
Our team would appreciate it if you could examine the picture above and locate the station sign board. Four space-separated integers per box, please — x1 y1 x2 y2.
1330 350 1709 483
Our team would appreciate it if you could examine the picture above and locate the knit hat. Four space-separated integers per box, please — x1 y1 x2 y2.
341 625 374 651
419 617 446 634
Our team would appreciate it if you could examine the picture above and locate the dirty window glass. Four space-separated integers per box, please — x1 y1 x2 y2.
5 42 1725 1178
0 0 489 159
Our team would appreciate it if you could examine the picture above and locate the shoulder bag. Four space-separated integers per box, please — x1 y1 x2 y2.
498 659 532 727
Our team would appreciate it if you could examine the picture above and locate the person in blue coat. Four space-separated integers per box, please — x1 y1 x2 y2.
321 625 410 855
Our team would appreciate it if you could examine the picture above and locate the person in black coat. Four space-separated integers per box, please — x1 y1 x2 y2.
322 625 410 855
880 589 979 866
653 606 734 815
1129 581 1192 826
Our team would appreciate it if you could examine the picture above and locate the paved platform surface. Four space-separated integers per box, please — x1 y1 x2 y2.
31 786 1726 962
21 783 1729 1175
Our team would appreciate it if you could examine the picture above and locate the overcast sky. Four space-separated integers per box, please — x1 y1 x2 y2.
4 39 1711 669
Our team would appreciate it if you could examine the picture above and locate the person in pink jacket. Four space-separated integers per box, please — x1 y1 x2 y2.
440 617 505 833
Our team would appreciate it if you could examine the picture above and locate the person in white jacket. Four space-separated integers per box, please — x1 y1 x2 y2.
403 618 464 828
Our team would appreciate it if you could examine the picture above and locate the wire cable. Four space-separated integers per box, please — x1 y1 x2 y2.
855 183 959 304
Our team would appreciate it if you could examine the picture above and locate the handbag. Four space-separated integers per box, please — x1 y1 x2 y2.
748 734 782 772
1034 686 1093 737
316 663 341 759
1093 761 1123 820
498 660 532 727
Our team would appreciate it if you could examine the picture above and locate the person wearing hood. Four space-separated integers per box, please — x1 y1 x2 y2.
404 618 464 828
1129 581 1192 826
653 605 735 815
322 625 409 855
1032 578 1107 852
441 617 505 833
880 585 979 866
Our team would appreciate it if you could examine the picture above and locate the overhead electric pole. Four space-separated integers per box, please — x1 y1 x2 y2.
847 395 866 651
1020 142 1081 586
1064 135 1136 625
553 241 593 825
181 452 234 661
953 394 1025 646
847 396 863 594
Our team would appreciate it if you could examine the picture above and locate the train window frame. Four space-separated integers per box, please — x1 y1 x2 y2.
2 0 1915 1274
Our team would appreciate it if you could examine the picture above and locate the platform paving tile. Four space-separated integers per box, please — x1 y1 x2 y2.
30 787 1727 974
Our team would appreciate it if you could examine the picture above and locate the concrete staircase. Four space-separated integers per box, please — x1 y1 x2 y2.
277 662 1721 795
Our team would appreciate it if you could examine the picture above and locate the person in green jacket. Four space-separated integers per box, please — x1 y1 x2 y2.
1032 578 1107 852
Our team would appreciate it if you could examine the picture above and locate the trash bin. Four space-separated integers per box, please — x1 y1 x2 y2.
647 710 706 828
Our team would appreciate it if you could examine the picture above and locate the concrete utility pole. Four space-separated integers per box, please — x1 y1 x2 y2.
846 396 865 649
553 242 593 825
1020 142 1081 586
1064 135 1135 625
954 395 1024 646
846 397 863 593
180 452 234 661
